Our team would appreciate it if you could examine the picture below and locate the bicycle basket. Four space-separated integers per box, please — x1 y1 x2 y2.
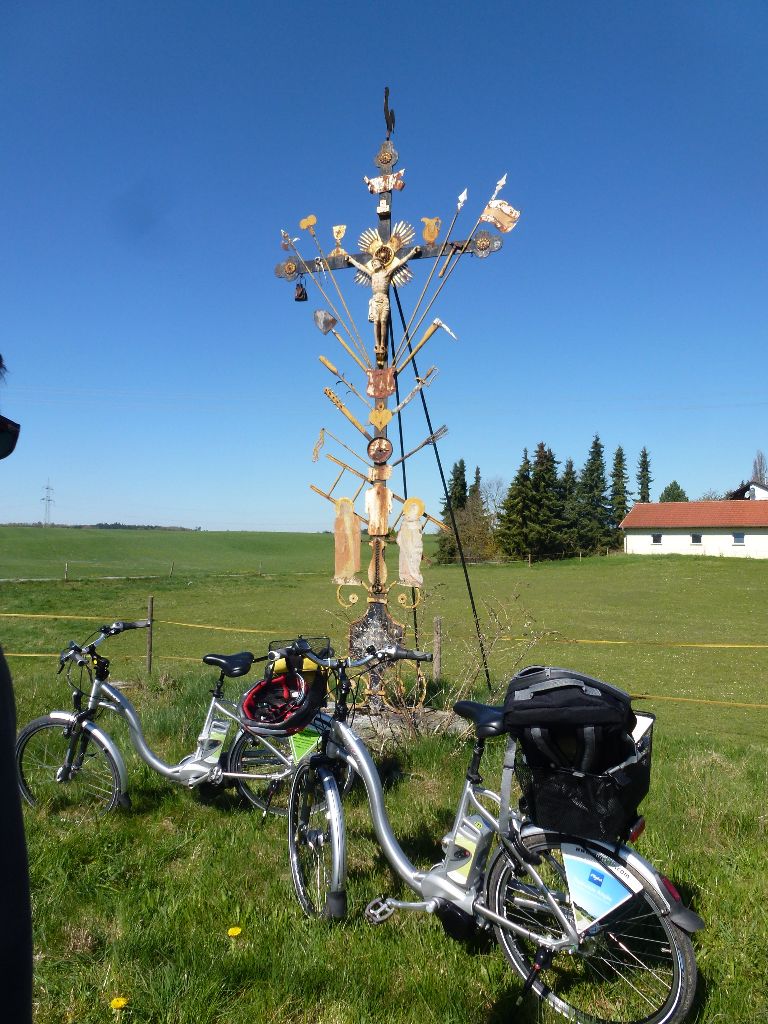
239 637 331 736
515 713 654 842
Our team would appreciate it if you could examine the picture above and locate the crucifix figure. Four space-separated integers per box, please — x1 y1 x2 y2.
345 245 419 367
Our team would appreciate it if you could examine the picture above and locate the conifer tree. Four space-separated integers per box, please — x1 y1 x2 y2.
577 435 610 552
637 447 653 502
435 458 469 563
528 442 563 559
658 480 688 502
558 457 580 556
608 446 631 544
497 449 533 558
468 465 481 502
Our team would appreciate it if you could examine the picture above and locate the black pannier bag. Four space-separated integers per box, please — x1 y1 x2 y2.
503 666 653 842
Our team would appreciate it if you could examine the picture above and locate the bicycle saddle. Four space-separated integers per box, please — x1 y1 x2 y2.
453 700 506 738
202 652 255 677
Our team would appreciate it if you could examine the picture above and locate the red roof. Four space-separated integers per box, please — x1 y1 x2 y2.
620 501 768 530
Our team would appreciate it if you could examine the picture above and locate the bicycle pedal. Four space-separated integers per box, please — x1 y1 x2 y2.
365 896 395 924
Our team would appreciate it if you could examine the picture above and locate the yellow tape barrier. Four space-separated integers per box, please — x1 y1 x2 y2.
501 636 768 650
632 694 768 710
3 613 768 711
3 613 767 649
0 612 274 634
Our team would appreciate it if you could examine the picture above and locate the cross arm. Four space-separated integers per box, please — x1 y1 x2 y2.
274 237 502 282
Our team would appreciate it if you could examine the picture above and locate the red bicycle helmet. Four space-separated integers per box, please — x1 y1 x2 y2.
239 647 328 736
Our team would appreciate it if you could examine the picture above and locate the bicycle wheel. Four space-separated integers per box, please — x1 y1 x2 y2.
288 759 347 918
16 716 121 815
486 832 697 1024
228 729 295 815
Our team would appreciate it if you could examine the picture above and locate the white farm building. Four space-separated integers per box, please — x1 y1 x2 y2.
620 489 768 559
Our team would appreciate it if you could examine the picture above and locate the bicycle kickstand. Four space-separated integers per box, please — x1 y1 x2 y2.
516 946 553 1006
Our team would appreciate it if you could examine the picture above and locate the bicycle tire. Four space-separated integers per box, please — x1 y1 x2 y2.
486 831 697 1024
288 759 347 918
16 715 121 815
227 729 295 815
228 729 356 815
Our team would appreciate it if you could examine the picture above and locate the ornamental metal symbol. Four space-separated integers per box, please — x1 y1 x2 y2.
274 89 519 696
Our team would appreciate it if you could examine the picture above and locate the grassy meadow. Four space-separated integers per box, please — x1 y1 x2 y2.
1 526 767 1023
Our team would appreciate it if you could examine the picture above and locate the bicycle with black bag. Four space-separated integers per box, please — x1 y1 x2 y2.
287 647 703 1024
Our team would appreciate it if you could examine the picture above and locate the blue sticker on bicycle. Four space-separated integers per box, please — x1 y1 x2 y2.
562 844 642 933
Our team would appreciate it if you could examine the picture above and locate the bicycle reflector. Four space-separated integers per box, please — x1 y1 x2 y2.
628 817 646 843
661 876 682 903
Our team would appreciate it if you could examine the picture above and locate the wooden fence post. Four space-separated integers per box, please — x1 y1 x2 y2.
146 595 154 675
433 616 442 683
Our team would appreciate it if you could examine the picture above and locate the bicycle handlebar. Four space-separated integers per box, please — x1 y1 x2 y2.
58 618 151 668
267 639 432 671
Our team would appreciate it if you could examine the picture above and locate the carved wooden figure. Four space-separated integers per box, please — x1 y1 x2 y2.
333 497 361 585
397 497 425 587
365 482 393 537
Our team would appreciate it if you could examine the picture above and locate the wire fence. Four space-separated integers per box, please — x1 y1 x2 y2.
3 610 768 711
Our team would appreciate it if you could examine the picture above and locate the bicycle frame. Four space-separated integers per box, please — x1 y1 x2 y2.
324 717 690 946
61 673 307 792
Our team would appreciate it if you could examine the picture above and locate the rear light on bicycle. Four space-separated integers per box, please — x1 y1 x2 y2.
628 817 645 843
661 876 682 902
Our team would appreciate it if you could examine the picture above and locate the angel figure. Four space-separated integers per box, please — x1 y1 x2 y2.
346 245 419 366
397 497 425 588
333 497 361 584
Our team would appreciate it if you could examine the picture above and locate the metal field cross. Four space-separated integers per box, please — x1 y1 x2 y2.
274 89 519 665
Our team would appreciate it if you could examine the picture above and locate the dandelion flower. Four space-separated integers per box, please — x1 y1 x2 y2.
227 926 242 938
110 996 129 1010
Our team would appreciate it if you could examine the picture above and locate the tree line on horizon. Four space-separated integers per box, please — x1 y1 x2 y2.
436 437 650 564
436 443 768 564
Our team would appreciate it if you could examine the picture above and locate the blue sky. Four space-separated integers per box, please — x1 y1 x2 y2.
1 2 766 530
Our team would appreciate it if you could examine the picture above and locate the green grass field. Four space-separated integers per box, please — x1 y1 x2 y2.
2 527 767 1023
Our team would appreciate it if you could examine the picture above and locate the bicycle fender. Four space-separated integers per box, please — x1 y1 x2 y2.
48 711 130 801
520 824 705 932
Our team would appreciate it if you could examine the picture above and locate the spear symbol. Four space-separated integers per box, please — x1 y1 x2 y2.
394 187 468 364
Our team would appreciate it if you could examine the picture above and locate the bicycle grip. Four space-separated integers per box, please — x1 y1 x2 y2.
395 647 433 663
110 619 151 633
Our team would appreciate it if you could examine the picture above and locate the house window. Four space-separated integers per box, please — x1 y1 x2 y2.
691 534 702 545
733 532 745 545
651 533 662 545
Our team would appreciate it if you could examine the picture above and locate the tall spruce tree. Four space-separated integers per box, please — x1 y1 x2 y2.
435 458 469 563
609 446 631 545
558 457 580 557
497 449 533 559
577 435 610 552
528 442 563 559
468 465 481 502
637 447 653 502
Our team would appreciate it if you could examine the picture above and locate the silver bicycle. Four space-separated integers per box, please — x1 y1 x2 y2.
15 619 346 816
285 640 703 1024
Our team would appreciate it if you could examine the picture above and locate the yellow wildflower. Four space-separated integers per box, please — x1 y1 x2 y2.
110 996 129 1010
227 926 242 938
